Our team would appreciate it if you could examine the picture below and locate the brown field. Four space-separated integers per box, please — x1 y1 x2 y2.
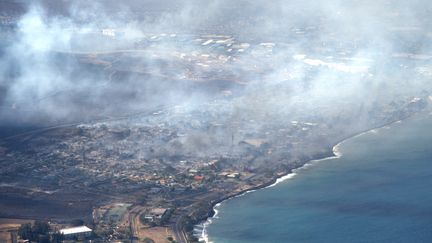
0 218 32 243
137 226 174 243
0 231 12 243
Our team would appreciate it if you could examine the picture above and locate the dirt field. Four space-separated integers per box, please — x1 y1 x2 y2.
0 231 12 243
137 226 174 243
0 218 33 243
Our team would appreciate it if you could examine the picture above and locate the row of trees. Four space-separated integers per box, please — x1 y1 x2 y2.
18 220 64 243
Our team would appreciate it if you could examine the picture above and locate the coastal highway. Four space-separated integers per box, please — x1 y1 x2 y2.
127 205 145 243
171 204 198 243
172 214 188 243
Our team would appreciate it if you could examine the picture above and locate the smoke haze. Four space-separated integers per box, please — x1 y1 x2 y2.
1 0 432 132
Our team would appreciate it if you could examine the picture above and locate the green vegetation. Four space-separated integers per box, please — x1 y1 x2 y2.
160 208 175 225
178 215 200 242
167 236 178 243
18 220 64 243
142 237 155 243
50 232 65 243
18 223 33 241
70 219 85 226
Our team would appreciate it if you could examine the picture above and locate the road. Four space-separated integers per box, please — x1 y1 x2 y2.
127 205 144 243
172 214 188 243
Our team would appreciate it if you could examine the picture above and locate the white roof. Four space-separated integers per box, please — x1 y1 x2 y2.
60 226 92 235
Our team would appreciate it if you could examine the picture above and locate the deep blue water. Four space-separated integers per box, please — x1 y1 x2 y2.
206 114 432 243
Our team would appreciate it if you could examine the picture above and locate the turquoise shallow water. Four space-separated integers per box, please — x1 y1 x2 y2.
207 114 432 243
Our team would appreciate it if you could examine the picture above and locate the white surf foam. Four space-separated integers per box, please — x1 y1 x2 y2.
196 141 344 243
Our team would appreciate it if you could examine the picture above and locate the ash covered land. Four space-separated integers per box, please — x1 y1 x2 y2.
1 0 432 242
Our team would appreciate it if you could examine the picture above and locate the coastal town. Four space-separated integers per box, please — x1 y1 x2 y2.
0 82 429 243
2 1 432 242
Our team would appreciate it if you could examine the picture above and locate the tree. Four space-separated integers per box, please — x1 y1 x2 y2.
32 220 50 235
167 236 178 242
18 223 33 240
51 231 64 243
142 237 155 243
70 219 84 226
38 235 50 243
18 221 54 242
160 208 174 226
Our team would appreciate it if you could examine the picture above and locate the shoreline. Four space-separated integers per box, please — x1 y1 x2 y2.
194 117 409 243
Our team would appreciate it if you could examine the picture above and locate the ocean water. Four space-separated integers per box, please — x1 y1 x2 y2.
205 114 432 243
